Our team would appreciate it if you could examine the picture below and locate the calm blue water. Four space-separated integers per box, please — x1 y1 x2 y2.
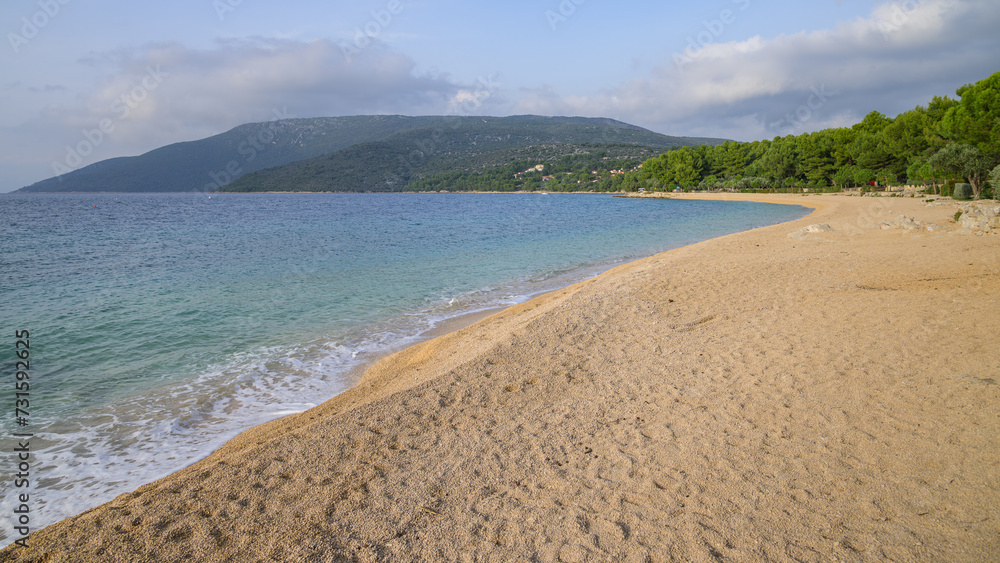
0 192 806 540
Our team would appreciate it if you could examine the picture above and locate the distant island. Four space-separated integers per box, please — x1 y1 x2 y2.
16 116 724 194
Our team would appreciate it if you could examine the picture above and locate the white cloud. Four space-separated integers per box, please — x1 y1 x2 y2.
2 37 466 190
82 38 462 141
511 0 1000 140
4 0 998 192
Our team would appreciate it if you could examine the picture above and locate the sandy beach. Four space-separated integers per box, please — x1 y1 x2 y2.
4 193 998 562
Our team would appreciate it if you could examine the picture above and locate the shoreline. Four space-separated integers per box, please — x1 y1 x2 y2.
0 192 804 545
4 193 998 561
174 196 815 466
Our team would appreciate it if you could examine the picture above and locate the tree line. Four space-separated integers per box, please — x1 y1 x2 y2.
630 70 1000 198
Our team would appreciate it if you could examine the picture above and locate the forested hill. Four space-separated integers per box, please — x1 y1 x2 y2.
17 115 723 193
18 116 441 193
217 116 724 192
404 144 665 193
355 70 1000 196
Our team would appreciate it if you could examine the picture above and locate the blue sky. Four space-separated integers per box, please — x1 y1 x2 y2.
2 0 999 192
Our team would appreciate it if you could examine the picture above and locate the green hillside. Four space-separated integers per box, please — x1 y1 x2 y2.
17 115 723 193
406 144 664 192
14 116 477 193
218 116 725 192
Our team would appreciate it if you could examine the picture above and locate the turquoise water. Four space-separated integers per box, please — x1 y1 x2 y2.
0 192 806 540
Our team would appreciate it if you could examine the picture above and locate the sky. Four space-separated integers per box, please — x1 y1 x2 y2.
2 0 999 192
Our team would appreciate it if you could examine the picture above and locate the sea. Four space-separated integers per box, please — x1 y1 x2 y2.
0 192 807 542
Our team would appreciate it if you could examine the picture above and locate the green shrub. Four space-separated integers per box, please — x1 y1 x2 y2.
953 183 973 200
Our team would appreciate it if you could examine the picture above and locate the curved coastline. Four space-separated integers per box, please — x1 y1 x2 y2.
194 194 821 461
4 193 998 562
0 192 806 545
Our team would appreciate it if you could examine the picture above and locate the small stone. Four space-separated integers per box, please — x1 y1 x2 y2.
804 223 834 233
789 223 834 239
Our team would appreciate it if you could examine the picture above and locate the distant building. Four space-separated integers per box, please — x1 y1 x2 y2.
515 164 546 178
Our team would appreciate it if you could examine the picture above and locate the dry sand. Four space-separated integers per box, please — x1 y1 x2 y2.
3 193 998 562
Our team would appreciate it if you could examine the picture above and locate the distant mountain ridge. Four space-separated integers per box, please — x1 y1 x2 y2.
17 115 726 193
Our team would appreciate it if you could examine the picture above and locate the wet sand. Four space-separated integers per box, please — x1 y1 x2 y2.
3 193 999 562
